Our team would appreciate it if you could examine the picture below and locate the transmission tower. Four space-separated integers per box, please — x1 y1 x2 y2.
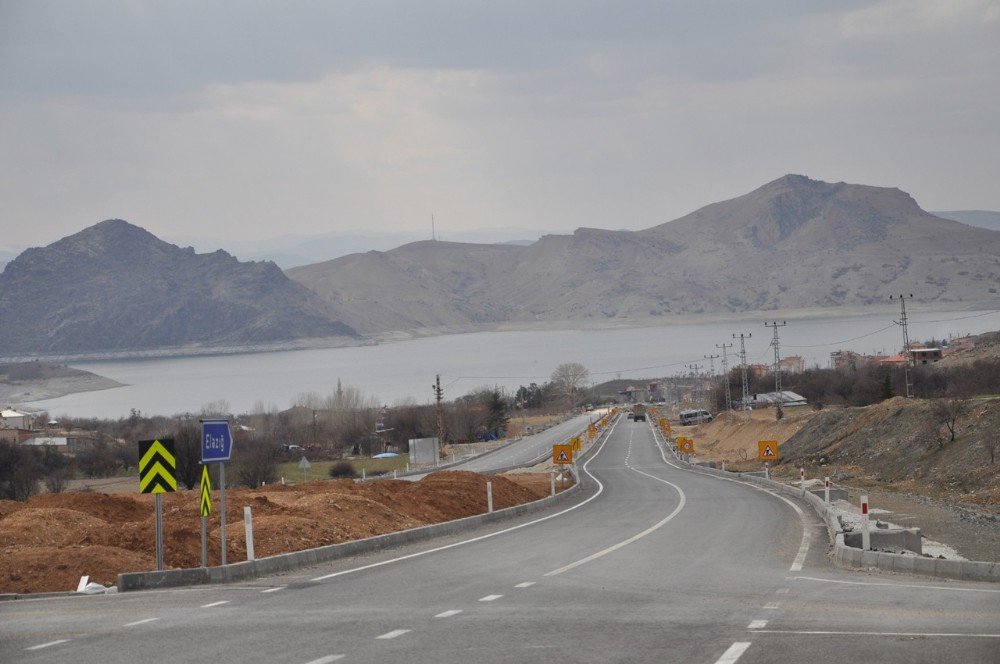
704 354 720 411
734 333 752 421
433 374 445 452
890 294 914 398
765 321 787 419
716 342 733 420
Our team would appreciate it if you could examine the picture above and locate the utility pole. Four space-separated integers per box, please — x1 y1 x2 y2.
734 333 752 422
891 294 914 398
687 363 704 410
704 354 720 411
765 321 787 420
433 374 445 454
716 342 733 420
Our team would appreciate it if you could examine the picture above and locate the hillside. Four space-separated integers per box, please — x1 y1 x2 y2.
933 210 1000 233
290 175 1000 335
0 220 358 356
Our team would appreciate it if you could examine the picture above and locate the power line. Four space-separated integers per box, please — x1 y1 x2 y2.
733 332 752 422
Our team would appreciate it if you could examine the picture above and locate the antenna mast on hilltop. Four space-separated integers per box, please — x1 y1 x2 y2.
431 214 436 241
891 294 914 398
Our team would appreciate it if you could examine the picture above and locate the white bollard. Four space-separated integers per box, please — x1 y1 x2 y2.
860 494 871 550
721 461 726 472
550 472 556 496
406 462 410 473
486 482 493 513
244 506 255 562
393 469 397 479
362 468 366 480
800 467 806 495
764 462 770 481
824 477 830 503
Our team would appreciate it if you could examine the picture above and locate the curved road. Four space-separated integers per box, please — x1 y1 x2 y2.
3 415 998 663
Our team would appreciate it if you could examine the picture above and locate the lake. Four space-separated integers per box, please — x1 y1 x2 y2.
28 308 1000 418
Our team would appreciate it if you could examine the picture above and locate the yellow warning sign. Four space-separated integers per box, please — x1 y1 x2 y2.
570 436 581 451
677 437 695 454
758 440 780 461
199 464 212 517
138 439 177 494
553 444 573 465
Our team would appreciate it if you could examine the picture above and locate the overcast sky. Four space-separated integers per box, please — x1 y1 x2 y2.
2 1 998 251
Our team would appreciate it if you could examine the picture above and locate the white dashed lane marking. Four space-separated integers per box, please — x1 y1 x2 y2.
714 641 751 663
261 586 284 593
515 582 535 588
479 594 503 602
376 629 411 640
303 656 345 664
200 600 230 608
435 610 462 618
748 620 768 629
26 640 70 651
123 618 159 627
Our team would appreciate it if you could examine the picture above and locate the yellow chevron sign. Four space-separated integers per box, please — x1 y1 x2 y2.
138 439 177 494
199 465 212 516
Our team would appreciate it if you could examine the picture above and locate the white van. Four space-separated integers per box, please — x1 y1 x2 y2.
679 409 713 425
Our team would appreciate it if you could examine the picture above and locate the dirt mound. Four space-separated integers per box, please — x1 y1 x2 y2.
683 408 815 463
0 470 559 594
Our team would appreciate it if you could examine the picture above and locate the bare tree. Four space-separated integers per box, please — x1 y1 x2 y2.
551 363 590 411
931 397 967 447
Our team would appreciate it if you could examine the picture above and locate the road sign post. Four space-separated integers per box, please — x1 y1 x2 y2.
201 419 234 566
199 464 212 568
138 438 177 571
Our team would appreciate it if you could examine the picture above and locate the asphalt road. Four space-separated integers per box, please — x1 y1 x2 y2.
407 410 604 478
2 415 998 663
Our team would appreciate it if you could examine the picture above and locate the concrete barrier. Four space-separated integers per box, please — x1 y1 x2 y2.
119 415 618 593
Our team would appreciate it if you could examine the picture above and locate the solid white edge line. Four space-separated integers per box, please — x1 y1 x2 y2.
650 423 811 572
123 617 159 627
435 609 462 618
715 641 752 664
792 575 1000 594
200 600 230 608
375 629 411 640
26 639 70 651
544 426 687 576
752 630 1000 638
310 417 623 582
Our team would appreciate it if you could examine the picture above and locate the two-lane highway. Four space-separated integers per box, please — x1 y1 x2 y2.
2 415 998 663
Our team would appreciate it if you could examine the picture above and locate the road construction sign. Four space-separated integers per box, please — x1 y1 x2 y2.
758 440 780 461
138 439 177 494
677 437 695 454
570 436 581 451
553 444 573 465
199 464 212 516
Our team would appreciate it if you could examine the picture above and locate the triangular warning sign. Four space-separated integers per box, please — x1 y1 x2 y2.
557 451 570 462
764 446 775 457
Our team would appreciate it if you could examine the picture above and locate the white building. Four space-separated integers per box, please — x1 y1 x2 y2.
1 408 32 430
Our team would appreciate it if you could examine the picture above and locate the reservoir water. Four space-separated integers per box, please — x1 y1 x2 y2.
29 309 1000 419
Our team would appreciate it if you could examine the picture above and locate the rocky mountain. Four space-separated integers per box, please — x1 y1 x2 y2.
0 220 357 356
289 175 1000 334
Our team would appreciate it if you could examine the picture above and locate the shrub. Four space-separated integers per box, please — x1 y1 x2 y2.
328 460 358 479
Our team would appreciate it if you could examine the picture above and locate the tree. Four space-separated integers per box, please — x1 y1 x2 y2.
931 397 967 447
233 437 278 488
174 422 203 490
0 442 42 501
551 363 590 410
485 388 509 438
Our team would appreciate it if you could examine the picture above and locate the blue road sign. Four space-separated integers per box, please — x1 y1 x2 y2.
201 419 234 462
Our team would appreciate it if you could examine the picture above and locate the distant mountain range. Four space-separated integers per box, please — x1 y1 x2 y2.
289 175 1000 334
932 210 1000 233
3 176 999 357
0 220 356 356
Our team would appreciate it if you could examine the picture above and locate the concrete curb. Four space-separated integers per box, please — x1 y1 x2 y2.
654 430 999 584
116 419 616 594
118 480 582 592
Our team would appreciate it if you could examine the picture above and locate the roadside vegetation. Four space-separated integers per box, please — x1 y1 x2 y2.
2 363 595 500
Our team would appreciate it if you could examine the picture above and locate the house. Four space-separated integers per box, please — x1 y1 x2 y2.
910 348 943 365
20 436 95 453
1 408 32 430
778 355 805 373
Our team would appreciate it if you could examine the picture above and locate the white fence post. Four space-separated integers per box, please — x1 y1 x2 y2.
860 494 870 550
486 482 494 513
244 506 255 562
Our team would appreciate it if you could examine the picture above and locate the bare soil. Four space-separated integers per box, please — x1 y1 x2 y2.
0 471 566 594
